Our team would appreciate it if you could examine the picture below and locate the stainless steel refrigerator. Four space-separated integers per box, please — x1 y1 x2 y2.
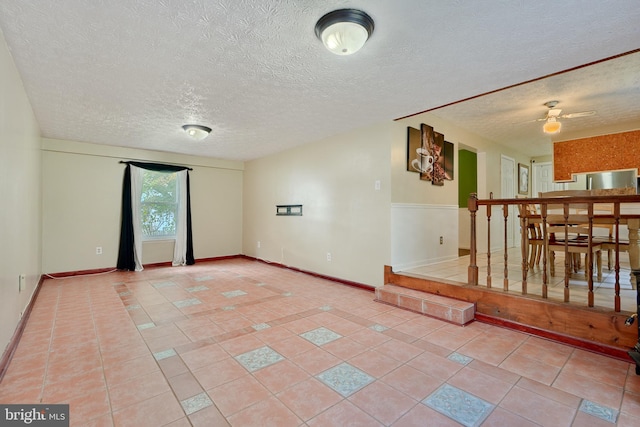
586 170 638 193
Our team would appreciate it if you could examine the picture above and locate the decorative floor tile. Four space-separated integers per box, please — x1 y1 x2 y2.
173 298 202 308
9 257 639 427
181 392 213 415
194 275 214 282
222 290 247 298
448 352 473 365
152 281 177 288
316 363 374 397
423 384 494 427
137 322 156 330
154 349 177 361
579 400 618 423
235 346 285 372
300 327 342 346
186 285 209 293
252 323 271 331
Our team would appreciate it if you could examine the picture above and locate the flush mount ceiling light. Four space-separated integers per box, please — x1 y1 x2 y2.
315 9 374 55
182 124 211 141
543 117 562 134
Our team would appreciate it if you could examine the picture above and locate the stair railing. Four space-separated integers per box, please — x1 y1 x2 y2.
468 193 640 312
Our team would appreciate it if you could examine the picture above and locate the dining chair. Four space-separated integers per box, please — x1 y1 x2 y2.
519 203 544 268
583 203 629 270
546 220 603 282
538 190 599 277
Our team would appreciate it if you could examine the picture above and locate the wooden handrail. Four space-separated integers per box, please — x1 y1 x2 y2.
475 194 640 206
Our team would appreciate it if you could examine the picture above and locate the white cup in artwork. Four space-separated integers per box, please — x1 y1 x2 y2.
414 148 433 173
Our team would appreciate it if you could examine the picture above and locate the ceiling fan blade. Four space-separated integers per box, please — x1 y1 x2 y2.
512 117 546 124
561 111 596 119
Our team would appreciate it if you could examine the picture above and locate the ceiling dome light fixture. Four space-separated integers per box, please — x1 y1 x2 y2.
315 9 374 55
543 117 562 135
182 124 211 141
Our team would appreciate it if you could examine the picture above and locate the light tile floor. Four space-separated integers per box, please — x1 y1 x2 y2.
1 258 640 426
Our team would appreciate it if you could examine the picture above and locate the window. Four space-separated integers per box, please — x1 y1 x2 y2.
140 170 178 239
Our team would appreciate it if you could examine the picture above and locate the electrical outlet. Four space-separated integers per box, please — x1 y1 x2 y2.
327 252 332 262
257 241 261 248
19 274 26 292
374 180 381 191
439 236 443 245
96 246 103 255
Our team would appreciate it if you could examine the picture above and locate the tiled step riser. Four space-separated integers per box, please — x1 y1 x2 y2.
375 286 474 325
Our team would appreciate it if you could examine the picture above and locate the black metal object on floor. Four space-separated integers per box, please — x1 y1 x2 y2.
627 270 640 375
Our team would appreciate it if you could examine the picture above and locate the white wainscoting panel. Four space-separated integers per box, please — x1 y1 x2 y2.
459 206 506 253
459 208 470 250
475 204 517 254
391 203 459 271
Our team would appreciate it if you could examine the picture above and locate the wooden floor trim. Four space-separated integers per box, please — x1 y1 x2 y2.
243 255 375 293
0 275 45 383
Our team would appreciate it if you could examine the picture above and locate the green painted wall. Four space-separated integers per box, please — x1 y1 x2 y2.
458 149 477 207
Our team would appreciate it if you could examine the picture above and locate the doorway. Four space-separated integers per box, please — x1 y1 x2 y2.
458 148 477 254
532 161 566 196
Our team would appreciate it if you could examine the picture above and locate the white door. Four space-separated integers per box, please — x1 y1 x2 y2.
501 155 516 247
533 162 566 196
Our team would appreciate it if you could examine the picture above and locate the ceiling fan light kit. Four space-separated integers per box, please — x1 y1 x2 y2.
543 117 562 134
182 124 211 141
315 9 374 55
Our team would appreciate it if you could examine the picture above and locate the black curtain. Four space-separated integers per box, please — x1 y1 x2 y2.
116 161 195 270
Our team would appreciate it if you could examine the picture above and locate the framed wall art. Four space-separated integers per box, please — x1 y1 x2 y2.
406 123 457 188
419 124 435 182
406 127 422 173
518 163 529 195
444 141 454 180
431 131 445 186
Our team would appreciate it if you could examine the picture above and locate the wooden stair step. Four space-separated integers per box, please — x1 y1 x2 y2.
375 284 475 326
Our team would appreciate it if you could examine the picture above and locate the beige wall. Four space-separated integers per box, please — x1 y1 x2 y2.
0 23 539 359
394 112 532 255
391 117 458 205
0 30 42 355
42 139 244 273
396 112 533 200
243 123 392 287
242 113 528 282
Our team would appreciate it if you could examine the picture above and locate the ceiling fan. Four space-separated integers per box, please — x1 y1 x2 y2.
536 100 596 134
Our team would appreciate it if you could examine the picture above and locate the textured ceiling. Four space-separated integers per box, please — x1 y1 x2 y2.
0 1 639 161
425 51 640 158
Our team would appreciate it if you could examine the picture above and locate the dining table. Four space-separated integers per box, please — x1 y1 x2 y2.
522 207 640 289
